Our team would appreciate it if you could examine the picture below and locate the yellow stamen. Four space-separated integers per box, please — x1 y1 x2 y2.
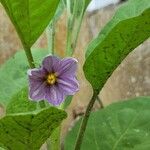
47 73 57 85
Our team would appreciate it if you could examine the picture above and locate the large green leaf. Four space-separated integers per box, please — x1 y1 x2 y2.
65 97 150 150
84 0 150 91
0 107 67 150
6 87 52 115
6 87 37 114
0 0 60 48
0 49 47 106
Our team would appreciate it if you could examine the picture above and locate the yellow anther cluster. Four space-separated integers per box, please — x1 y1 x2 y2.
47 73 57 85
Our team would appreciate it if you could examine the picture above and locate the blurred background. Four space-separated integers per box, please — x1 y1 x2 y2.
0 0 150 141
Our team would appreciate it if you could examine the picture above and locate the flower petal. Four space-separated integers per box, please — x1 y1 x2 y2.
58 58 77 76
29 78 43 92
28 68 47 79
45 85 65 106
29 82 47 101
42 55 60 73
57 76 79 95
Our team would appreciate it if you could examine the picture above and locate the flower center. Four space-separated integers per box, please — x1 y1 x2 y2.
47 73 57 85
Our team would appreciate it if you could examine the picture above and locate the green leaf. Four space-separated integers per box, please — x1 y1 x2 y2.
6 87 37 114
0 0 60 48
6 87 51 114
84 0 150 91
65 97 150 150
0 107 67 150
0 49 47 106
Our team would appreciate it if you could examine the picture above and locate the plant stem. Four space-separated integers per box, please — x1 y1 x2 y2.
66 14 75 56
66 0 85 56
47 21 55 55
48 126 61 150
71 1 85 51
97 96 104 108
66 0 77 56
74 90 99 150
24 47 35 68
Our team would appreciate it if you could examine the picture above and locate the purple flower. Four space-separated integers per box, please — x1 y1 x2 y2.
28 55 79 106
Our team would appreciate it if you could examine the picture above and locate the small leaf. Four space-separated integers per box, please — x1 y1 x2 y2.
0 107 67 150
0 49 47 106
0 0 60 48
83 0 150 91
65 97 150 150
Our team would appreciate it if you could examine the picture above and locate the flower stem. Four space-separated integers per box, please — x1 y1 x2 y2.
24 47 35 68
74 90 99 150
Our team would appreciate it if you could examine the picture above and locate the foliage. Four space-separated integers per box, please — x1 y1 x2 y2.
65 97 150 150
84 0 150 92
6 87 37 114
0 0 150 149
0 49 47 106
0 106 67 150
0 0 60 49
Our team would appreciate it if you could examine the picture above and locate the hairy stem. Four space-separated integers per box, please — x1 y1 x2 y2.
66 20 73 56
74 90 98 150
66 0 86 56
24 48 35 68
47 21 55 55
66 0 77 56
66 0 72 55
71 1 85 51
